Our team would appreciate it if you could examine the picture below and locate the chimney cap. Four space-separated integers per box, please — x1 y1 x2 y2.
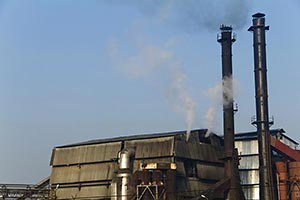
220 24 232 31
252 13 265 18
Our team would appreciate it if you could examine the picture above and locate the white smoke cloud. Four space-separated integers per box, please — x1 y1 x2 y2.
205 106 216 136
168 63 196 139
205 76 239 136
108 39 196 139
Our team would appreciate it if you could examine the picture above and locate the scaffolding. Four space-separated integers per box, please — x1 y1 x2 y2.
0 184 49 200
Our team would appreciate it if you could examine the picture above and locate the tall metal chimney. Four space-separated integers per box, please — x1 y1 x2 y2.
217 25 240 200
248 13 275 200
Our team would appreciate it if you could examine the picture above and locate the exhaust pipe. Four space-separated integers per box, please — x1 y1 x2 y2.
118 148 135 200
217 25 242 200
111 148 135 200
248 13 275 200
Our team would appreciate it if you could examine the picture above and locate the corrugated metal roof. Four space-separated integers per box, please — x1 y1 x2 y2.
56 129 209 148
235 128 299 145
235 128 284 140
174 141 224 163
125 137 174 158
52 142 122 166
51 163 117 184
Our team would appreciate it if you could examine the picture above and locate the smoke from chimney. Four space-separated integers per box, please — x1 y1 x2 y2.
205 76 240 136
108 39 196 139
106 0 248 138
105 0 252 31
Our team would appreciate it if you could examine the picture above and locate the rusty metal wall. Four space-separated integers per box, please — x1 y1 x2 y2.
50 142 121 199
125 137 174 158
51 162 117 184
51 142 122 166
186 178 212 196
176 161 186 177
196 164 224 180
174 141 224 163
54 185 110 200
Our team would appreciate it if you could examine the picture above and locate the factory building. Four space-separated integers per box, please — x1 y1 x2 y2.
49 129 227 200
49 128 300 200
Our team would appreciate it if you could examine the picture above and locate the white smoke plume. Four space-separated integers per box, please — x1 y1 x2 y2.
105 0 252 31
205 76 239 136
222 76 235 106
205 106 216 136
168 63 196 140
108 39 196 139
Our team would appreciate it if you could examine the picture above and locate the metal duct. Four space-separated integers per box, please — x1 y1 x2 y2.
116 148 135 200
111 180 118 200
248 13 275 200
217 25 240 200
118 148 135 170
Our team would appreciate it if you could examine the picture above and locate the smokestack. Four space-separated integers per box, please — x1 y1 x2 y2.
248 13 275 200
217 25 239 199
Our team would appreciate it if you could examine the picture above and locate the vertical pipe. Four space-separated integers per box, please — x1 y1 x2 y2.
111 179 118 200
117 148 135 200
248 13 275 200
217 25 239 200
120 174 130 200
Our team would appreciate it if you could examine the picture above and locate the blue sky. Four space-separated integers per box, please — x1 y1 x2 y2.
0 0 299 183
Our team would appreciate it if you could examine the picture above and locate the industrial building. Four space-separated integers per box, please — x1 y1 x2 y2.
49 129 227 199
48 128 300 200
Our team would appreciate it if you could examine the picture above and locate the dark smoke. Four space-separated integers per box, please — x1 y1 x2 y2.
105 0 252 31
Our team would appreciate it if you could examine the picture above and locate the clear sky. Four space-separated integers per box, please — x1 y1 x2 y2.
0 0 299 183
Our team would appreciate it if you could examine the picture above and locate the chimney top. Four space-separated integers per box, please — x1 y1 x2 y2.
220 25 232 32
252 13 265 18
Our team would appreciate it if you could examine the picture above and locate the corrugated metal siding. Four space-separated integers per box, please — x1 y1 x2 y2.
235 140 258 155
79 163 116 182
55 185 110 200
52 142 122 166
242 186 259 200
176 161 186 177
239 170 259 185
51 163 117 184
196 164 224 180
176 176 188 193
175 141 223 163
239 155 259 169
125 137 174 158
186 178 214 196
235 139 260 200
51 165 80 184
